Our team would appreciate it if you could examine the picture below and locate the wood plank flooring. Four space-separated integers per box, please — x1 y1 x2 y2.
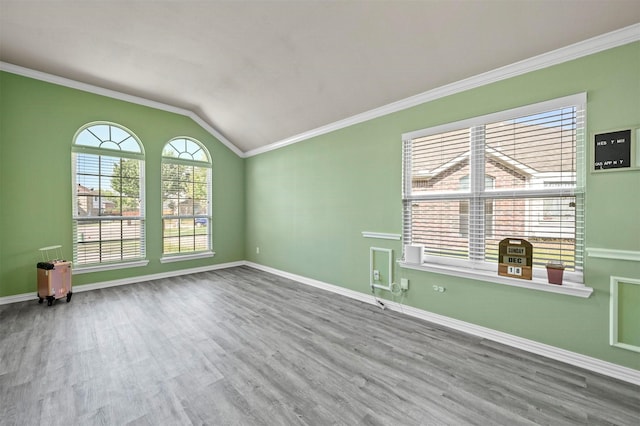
1 266 638 425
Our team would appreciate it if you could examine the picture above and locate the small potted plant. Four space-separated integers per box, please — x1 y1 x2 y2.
546 261 565 285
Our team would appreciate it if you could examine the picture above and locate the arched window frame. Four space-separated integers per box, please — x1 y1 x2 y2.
71 122 148 272
160 137 214 262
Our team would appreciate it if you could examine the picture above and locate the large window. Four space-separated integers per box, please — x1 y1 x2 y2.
161 137 212 257
72 122 145 268
402 94 585 280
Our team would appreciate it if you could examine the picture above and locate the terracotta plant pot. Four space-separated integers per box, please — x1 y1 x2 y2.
546 262 565 285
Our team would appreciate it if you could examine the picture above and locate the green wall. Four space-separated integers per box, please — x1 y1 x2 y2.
1 42 638 371
245 42 640 370
0 72 245 296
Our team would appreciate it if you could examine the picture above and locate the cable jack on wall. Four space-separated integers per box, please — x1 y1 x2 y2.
370 247 393 291
370 247 393 309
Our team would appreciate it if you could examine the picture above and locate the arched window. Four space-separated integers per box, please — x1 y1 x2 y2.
72 122 146 270
161 137 212 258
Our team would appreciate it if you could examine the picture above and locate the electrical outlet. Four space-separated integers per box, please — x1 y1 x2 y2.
256 247 260 254
373 270 380 281
400 278 409 290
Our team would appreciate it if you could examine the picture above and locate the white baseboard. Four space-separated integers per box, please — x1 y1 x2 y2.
246 261 375 305
0 260 246 306
245 261 640 386
4 260 638 385
0 293 37 305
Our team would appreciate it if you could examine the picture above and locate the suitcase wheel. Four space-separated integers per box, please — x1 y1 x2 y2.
37 293 43 304
66 292 73 303
47 296 54 307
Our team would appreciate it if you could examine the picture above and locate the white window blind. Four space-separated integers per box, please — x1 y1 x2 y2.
402 94 585 277
161 137 212 255
72 123 146 266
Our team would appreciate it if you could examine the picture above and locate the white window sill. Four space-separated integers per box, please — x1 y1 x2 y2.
73 259 149 274
160 251 215 264
398 261 593 298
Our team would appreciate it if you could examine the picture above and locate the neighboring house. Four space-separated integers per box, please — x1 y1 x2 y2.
410 121 577 259
76 184 115 216
162 197 207 217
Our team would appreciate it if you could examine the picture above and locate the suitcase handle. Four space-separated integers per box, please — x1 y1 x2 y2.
39 245 62 251
38 245 65 262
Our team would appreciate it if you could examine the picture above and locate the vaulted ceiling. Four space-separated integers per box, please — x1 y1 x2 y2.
1 1 639 154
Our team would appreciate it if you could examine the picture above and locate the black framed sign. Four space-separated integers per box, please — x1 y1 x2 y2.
593 128 636 171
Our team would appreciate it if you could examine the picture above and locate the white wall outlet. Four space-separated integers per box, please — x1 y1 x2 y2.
256 247 260 254
373 270 380 281
400 278 409 290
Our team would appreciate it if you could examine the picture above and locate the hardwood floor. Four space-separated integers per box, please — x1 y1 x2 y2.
1 266 638 425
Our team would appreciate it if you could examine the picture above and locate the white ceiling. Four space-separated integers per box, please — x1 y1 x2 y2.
1 1 639 154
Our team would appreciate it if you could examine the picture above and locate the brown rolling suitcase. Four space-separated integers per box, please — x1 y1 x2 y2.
37 245 72 306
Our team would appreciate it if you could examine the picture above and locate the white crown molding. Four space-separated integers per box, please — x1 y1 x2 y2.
2 24 638 159
586 247 640 262
245 23 640 158
0 260 246 306
0 62 244 158
245 261 640 386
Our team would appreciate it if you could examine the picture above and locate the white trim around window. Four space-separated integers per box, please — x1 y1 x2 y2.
160 251 216 264
402 93 587 291
72 122 147 270
399 259 592 298
73 259 149 274
161 137 213 257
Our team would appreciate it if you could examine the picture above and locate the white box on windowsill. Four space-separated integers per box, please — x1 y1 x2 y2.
404 244 424 264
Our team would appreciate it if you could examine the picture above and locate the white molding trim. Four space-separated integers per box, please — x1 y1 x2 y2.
245 23 640 157
73 260 150 275
0 62 244 158
246 262 374 304
160 251 216 264
361 231 401 240
370 247 393 291
2 24 638 159
0 260 245 306
0 293 38 306
610 276 640 353
399 261 593 298
385 298 640 386
245 261 640 386
586 247 640 262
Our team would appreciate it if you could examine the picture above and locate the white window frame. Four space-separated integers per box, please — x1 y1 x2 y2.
160 137 214 263
72 122 148 273
401 94 588 293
